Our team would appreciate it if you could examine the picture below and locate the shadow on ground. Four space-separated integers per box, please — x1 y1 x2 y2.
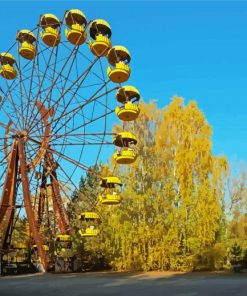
1 271 247 296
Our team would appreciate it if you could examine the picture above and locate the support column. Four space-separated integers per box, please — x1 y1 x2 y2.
0 141 18 249
18 139 48 271
46 152 70 235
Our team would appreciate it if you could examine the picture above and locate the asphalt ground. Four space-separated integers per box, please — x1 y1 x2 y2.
0 271 247 296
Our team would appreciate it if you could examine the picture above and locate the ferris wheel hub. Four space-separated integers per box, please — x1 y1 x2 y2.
19 130 28 140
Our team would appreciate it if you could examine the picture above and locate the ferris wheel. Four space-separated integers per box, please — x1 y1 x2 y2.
0 9 141 272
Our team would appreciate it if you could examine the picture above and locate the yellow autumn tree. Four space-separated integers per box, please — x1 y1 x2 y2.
72 97 229 271
156 98 228 258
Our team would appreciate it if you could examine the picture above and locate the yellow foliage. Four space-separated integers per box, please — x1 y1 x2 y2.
73 97 229 271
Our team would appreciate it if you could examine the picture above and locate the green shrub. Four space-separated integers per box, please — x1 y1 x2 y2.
194 243 227 271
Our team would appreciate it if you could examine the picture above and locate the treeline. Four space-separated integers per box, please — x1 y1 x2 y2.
10 97 246 272
70 97 247 272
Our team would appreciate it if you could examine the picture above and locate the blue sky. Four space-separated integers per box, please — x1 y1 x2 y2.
0 1 246 169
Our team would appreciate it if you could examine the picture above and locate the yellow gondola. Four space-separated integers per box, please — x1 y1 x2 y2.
99 193 122 205
115 102 140 121
43 245 49 251
99 176 122 205
32 244 49 251
3 244 29 264
116 85 140 103
100 176 122 188
89 19 112 56
78 210 100 237
113 147 137 164
0 53 17 80
14 242 28 249
107 46 131 83
79 212 99 221
17 30 36 60
115 86 141 121
55 234 72 257
40 14 61 47
113 132 137 147
56 234 71 242
113 132 138 164
79 227 99 237
65 9 87 45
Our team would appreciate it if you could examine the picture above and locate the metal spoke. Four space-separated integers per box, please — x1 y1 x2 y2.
27 44 79 130
28 55 100 134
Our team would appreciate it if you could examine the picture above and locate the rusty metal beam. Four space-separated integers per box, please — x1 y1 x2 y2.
37 166 48 228
46 152 70 235
18 139 48 271
38 187 46 227
0 141 18 249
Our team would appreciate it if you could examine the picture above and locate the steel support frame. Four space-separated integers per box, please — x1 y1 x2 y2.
0 139 48 271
